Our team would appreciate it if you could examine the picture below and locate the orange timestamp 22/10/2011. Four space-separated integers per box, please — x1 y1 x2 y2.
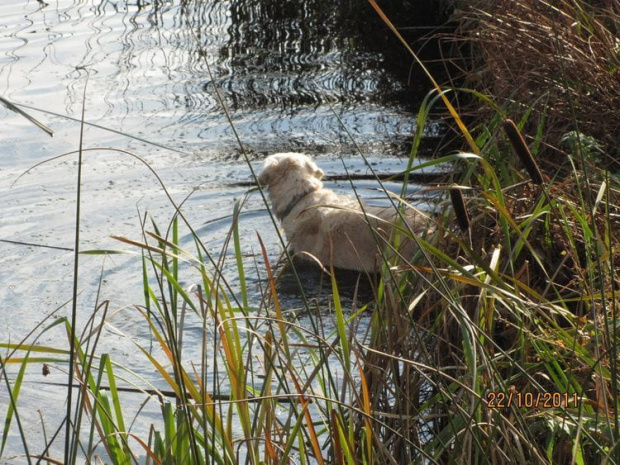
486 389 579 409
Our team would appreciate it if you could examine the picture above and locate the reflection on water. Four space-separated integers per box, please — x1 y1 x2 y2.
222 0 403 108
0 0 440 161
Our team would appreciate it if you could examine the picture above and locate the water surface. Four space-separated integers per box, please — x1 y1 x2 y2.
0 0 443 459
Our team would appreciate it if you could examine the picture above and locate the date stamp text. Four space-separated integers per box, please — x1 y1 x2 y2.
486 389 579 409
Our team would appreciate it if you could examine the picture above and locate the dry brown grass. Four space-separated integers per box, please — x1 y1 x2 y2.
453 0 620 171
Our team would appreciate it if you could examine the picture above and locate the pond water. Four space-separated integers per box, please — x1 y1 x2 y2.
0 0 445 460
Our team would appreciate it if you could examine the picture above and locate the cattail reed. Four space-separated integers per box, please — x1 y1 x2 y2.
503 119 544 185
450 188 470 231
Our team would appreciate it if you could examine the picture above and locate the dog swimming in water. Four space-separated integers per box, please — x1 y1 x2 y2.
258 152 433 273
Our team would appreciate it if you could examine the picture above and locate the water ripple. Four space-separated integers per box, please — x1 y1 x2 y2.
0 0 441 162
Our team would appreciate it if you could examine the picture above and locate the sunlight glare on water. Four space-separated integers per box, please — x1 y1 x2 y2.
0 0 430 163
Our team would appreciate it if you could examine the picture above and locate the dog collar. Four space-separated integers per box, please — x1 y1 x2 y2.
278 191 312 220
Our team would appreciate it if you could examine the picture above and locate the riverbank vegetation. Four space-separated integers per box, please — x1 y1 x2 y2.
1 0 618 464
452 0 620 172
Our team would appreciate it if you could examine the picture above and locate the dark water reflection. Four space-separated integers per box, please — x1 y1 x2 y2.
220 0 404 107
1 0 443 162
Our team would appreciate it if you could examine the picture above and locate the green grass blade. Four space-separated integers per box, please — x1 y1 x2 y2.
0 354 31 462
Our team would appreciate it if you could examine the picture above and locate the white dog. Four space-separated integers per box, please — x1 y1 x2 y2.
258 153 432 273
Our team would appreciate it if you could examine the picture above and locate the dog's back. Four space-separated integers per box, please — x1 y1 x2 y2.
260 153 433 273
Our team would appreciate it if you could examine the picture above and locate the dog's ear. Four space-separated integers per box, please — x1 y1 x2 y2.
258 155 283 186
304 159 324 180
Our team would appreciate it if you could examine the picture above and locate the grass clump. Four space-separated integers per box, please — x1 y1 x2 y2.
451 0 620 171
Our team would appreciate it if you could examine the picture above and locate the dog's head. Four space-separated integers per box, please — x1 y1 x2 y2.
258 153 325 218
258 152 324 189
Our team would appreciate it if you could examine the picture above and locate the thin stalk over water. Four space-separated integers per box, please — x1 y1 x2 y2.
65 69 89 465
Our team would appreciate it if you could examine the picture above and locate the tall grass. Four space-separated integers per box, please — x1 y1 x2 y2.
1 0 619 463
452 0 620 171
